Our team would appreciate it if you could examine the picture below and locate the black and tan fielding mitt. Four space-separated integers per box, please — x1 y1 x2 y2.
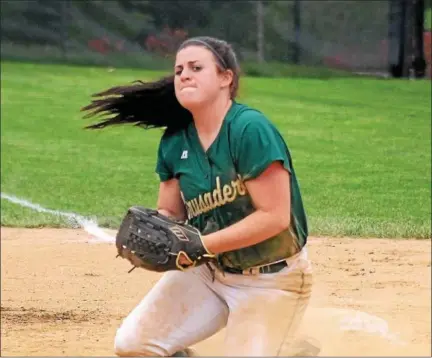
115 206 215 273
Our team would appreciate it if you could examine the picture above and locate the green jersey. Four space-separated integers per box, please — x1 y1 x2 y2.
156 101 308 270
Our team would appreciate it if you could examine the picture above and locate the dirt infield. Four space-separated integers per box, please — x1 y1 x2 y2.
1 227 431 356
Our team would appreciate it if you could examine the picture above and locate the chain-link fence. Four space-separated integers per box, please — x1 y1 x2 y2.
0 0 428 77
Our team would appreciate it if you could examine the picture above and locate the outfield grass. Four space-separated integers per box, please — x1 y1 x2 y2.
1 61 431 238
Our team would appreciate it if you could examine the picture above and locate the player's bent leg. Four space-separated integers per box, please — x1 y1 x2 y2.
219 248 313 357
114 265 229 357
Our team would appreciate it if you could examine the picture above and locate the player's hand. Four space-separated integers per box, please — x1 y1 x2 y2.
178 253 194 267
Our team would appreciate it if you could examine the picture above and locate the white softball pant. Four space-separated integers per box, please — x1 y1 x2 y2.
114 246 313 357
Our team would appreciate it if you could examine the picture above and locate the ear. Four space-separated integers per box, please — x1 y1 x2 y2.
219 69 234 90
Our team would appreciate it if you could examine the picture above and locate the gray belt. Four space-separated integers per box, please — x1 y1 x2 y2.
223 260 288 275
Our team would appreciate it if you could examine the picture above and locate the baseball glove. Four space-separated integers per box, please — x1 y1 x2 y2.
115 206 215 273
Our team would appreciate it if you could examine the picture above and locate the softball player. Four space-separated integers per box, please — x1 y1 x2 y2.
83 36 314 357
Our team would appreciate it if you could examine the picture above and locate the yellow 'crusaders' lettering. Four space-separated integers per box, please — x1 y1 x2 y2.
182 175 247 219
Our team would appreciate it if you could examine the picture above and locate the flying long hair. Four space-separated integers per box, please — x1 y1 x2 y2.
81 75 193 134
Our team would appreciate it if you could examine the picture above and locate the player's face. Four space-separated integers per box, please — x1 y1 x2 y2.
174 45 230 110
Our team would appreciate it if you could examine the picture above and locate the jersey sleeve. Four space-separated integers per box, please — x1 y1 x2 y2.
233 110 293 181
155 135 174 182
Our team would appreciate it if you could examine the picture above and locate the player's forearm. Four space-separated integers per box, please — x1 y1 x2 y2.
202 210 290 255
157 208 185 221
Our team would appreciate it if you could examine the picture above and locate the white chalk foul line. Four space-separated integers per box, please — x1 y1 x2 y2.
1 192 115 243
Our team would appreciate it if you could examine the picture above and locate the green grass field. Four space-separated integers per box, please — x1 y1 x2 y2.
426 8 432 30
1 61 431 238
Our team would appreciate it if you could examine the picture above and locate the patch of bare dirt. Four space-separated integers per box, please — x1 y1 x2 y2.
1 227 431 356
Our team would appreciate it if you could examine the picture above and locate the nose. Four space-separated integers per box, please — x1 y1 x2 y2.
179 68 192 82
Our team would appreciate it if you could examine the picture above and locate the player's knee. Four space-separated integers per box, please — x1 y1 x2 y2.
113 329 139 356
114 326 166 357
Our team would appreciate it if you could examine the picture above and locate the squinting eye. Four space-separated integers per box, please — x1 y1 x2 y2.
192 66 202 71
175 69 182 76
